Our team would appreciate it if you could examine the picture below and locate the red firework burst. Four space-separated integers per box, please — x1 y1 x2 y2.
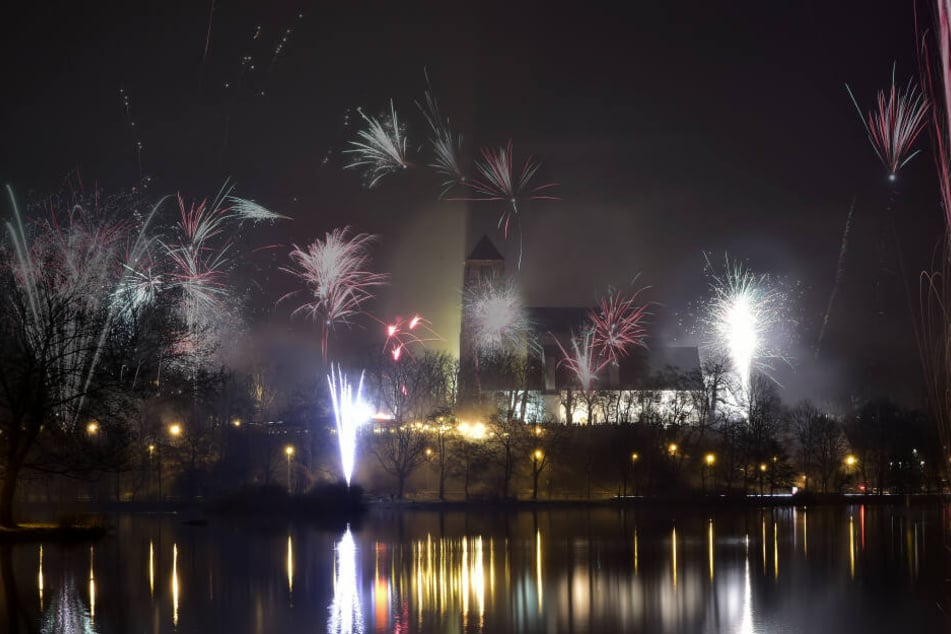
588 285 650 365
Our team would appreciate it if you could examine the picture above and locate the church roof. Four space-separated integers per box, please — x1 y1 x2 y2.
467 235 504 261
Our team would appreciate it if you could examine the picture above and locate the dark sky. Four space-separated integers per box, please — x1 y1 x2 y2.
0 1 944 408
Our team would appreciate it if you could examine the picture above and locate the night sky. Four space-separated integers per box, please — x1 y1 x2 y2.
0 1 943 409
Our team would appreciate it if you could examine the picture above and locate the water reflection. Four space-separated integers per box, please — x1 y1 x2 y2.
0 505 947 633
41 575 97 634
329 528 363 634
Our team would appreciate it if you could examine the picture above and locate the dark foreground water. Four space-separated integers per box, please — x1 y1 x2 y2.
2 504 951 633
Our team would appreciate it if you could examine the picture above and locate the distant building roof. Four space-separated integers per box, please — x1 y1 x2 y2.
467 235 504 261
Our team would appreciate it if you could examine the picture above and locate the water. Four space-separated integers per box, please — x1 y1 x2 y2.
2 504 951 633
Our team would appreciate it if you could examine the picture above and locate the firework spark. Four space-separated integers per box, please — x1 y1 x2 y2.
328 365 369 487
226 196 290 223
453 141 558 268
382 314 440 361
589 284 649 364
553 327 609 392
345 101 410 188
847 67 929 180
283 227 388 358
417 71 465 197
464 277 530 355
704 255 787 406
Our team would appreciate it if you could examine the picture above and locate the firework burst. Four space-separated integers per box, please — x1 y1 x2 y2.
345 101 410 188
464 276 530 355
704 255 788 407
327 364 370 486
553 327 609 392
382 313 440 361
847 67 929 180
589 284 649 364
417 71 465 197
283 227 388 358
226 196 290 223
453 141 558 268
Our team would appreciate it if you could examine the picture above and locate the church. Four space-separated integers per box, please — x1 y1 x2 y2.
458 236 704 425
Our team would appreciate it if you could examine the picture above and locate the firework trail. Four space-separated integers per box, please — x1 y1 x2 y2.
846 66 929 180
345 101 410 189
119 87 144 178
226 196 290 223
327 364 369 487
269 10 305 71
382 314 441 361
417 70 465 197
452 141 559 268
464 276 530 355
704 255 787 408
202 0 216 67
553 327 609 392
815 198 855 360
589 283 649 364
283 227 388 359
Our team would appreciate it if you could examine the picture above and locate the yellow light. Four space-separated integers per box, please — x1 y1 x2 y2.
285 445 295 457
631 452 639 462
232 418 241 427
668 443 678 455
86 421 99 435
533 449 543 461
147 443 156 453
759 463 767 472
168 423 182 437
845 455 857 467
705 453 716 466
425 447 433 457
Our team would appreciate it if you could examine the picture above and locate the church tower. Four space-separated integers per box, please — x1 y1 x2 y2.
459 235 505 402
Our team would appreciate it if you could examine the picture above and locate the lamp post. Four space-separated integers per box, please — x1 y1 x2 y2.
531 449 545 500
285 445 296 494
631 452 641 497
844 454 857 492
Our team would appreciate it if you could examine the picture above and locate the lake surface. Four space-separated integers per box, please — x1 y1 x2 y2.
2 504 951 633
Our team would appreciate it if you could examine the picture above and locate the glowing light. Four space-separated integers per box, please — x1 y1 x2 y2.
705 255 787 408
149 541 154 597
671 526 678 590
88 547 95 623
287 535 294 597
329 528 364 634
38 545 44 611
457 421 487 441
849 515 855 580
553 327 609 392
705 453 716 466
708 520 715 580
668 443 678 456
168 423 182 437
328 365 370 486
845 454 857 467
86 421 99 435
172 543 179 627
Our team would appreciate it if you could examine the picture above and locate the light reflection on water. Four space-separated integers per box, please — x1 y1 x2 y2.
1 504 950 633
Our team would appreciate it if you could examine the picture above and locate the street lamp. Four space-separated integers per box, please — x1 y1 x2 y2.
86 421 99 435
285 445 295 494
168 423 182 438
668 443 678 456
703 453 716 493
531 449 545 500
631 452 640 497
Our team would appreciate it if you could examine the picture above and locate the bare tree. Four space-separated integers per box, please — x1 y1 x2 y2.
792 401 846 493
